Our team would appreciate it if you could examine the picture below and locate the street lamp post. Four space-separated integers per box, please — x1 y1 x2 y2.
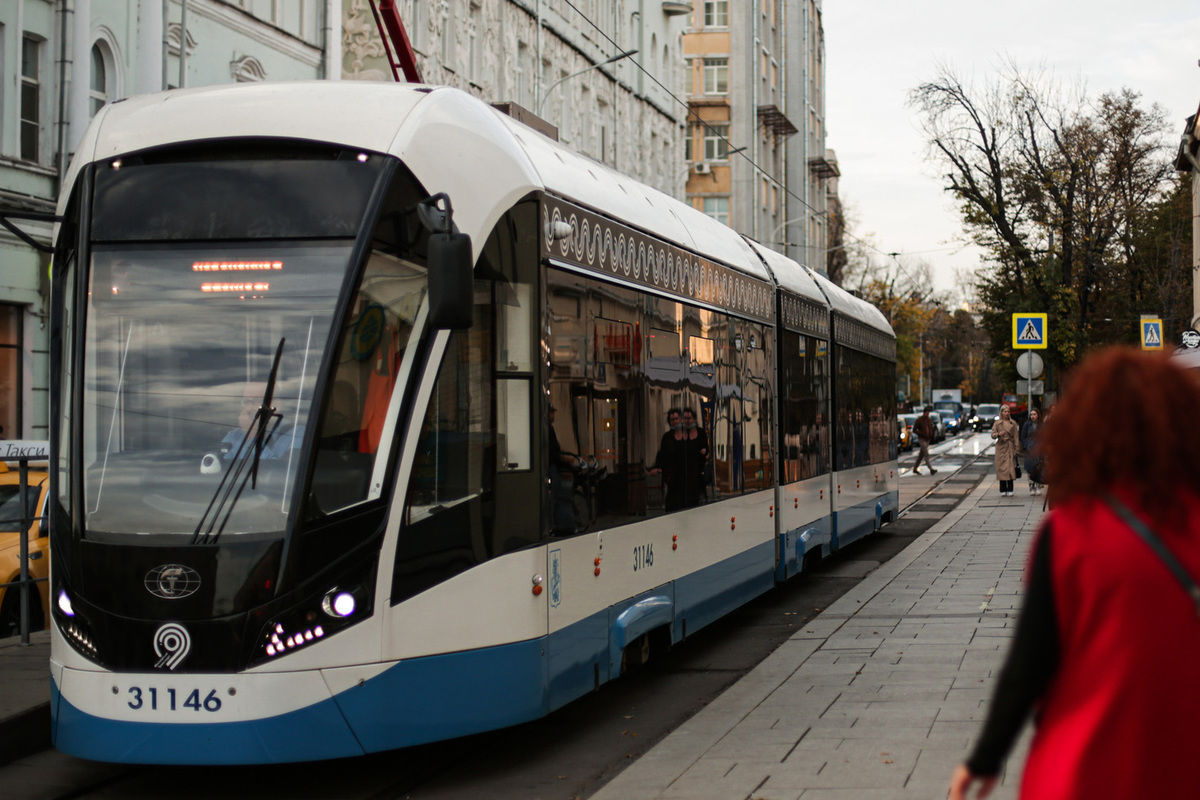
538 49 638 117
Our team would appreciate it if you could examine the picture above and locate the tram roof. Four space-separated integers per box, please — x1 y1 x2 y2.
64 81 768 283
496 113 768 281
807 268 895 336
743 239 827 305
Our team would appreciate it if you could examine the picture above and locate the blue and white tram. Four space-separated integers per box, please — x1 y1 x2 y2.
47 82 896 764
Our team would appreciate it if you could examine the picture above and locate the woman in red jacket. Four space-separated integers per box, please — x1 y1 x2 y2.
949 348 1200 800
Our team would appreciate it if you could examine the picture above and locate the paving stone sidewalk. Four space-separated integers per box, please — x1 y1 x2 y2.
592 477 1047 800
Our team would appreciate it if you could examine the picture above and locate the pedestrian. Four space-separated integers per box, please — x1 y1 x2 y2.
1020 407 1044 495
911 406 937 476
990 405 1018 496
948 348 1200 800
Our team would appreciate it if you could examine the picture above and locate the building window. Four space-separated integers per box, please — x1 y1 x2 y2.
703 196 729 225
90 43 109 117
703 123 729 160
20 35 40 162
704 0 728 27
0 305 20 439
703 58 727 94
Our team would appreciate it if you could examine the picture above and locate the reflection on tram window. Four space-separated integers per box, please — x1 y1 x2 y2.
782 333 830 482
310 251 427 516
834 346 897 470
544 269 778 526
81 242 349 539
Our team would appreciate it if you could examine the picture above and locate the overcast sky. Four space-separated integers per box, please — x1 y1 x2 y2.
821 0 1200 299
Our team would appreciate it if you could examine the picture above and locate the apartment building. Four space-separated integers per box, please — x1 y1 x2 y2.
682 0 836 271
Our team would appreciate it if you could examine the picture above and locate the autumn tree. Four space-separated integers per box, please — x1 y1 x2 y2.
909 64 1185 377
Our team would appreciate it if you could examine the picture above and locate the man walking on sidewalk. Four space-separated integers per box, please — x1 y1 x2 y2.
912 406 938 475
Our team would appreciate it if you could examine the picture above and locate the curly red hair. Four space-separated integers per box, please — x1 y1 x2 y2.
1042 347 1200 523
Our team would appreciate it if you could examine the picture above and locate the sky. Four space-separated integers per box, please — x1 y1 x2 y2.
821 0 1200 300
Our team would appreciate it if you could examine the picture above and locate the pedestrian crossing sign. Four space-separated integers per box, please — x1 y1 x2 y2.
1012 313 1048 349
1141 318 1164 350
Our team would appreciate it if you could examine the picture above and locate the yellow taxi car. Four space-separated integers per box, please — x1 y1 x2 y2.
0 463 49 638
897 415 913 451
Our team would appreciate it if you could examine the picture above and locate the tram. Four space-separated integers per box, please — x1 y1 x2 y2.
47 82 897 764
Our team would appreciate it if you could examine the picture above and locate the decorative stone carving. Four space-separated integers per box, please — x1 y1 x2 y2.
166 22 197 57
230 55 267 82
342 0 389 81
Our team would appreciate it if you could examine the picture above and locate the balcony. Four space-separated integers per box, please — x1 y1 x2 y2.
756 105 798 138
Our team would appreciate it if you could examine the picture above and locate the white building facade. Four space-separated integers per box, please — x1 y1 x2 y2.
0 0 337 440
342 0 690 196
1 1 693 440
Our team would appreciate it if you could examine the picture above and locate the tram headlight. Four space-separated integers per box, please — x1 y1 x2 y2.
249 557 377 667
57 589 75 617
321 590 357 618
52 580 100 663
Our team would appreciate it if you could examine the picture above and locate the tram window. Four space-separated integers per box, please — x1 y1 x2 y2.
782 333 830 482
387 200 539 600
56 256 77 512
310 251 426 516
91 156 384 242
497 377 531 470
833 346 894 469
481 219 534 374
737 321 774 492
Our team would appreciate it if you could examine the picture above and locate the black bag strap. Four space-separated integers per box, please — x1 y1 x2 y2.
1103 493 1200 617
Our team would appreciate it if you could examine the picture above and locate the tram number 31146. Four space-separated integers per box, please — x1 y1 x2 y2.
633 543 655 572
126 686 224 712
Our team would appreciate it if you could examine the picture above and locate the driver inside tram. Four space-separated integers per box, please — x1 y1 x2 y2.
220 381 305 461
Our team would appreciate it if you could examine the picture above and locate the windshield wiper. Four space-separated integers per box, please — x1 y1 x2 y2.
249 339 286 490
192 338 286 545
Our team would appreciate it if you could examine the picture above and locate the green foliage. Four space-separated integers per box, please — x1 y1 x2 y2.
910 66 1190 390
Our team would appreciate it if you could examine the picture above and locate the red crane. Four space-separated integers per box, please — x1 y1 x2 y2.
368 0 422 83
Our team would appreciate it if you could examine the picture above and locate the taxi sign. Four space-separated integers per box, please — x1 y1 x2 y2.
1141 318 1164 351
1012 313 1048 349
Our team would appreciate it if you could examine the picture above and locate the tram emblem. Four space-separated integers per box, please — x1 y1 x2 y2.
146 564 202 599
550 549 562 608
153 623 192 670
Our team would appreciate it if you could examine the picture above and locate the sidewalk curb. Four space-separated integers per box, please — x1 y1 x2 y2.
590 476 996 800
0 702 50 768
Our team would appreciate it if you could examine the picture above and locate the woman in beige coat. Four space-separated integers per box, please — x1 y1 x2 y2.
991 405 1020 496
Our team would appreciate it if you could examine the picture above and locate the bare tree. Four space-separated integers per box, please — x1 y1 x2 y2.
909 63 1179 370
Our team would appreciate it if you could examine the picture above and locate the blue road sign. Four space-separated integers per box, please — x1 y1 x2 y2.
1012 313 1048 349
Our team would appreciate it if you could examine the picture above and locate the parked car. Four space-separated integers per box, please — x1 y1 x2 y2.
937 408 960 435
0 463 50 638
972 403 1003 431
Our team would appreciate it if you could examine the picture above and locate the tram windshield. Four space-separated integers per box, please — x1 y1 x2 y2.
82 241 351 540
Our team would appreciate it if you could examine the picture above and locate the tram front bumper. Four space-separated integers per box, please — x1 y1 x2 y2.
50 662 364 764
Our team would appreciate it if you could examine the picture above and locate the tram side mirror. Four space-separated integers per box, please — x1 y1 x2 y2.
427 231 474 330
416 194 474 331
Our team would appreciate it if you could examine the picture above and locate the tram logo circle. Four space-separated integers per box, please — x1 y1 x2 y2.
145 564 202 599
153 623 192 671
